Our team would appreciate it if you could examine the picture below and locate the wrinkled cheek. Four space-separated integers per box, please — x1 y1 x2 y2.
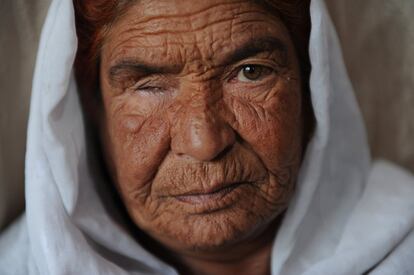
227 94 302 175
107 114 171 203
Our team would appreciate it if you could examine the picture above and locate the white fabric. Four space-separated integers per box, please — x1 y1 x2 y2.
0 0 413 274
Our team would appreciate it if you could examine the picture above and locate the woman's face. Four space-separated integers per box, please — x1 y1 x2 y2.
99 0 303 253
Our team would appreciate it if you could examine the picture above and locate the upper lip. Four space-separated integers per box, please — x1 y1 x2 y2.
173 181 251 197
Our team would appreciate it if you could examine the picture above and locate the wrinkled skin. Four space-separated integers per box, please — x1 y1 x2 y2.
98 0 303 273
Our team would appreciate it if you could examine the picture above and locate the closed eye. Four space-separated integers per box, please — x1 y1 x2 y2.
131 76 171 94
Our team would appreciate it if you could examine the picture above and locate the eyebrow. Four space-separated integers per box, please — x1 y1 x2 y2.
108 36 287 81
221 36 287 66
109 61 182 81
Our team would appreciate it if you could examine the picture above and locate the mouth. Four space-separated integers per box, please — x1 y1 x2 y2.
172 181 252 211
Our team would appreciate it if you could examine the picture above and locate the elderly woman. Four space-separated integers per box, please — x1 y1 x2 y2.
0 0 413 274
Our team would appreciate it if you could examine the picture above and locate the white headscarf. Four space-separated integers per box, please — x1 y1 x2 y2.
1 0 413 274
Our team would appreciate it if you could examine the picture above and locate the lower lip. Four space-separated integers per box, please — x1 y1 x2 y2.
174 182 249 213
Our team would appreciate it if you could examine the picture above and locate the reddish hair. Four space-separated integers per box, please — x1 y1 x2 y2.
73 0 131 97
73 0 310 98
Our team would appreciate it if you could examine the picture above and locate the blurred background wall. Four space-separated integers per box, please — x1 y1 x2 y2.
0 0 50 230
0 0 413 230
326 0 414 175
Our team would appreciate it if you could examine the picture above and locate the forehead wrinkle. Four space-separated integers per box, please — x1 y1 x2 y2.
116 9 271 39
111 1 245 41
106 30 185 65
107 16 282 67
105 0 271 50
128 0 248 25
103 0 290 78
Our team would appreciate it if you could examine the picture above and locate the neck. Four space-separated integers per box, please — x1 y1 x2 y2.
179 239 273 275
129 213 282 275
172 218 279 275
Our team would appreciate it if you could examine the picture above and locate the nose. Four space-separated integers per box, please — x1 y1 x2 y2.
170 104 235 161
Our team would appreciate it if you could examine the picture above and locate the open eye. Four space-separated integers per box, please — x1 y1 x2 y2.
235 64 273 82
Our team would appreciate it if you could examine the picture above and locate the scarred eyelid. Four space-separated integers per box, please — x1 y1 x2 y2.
128 74 176 94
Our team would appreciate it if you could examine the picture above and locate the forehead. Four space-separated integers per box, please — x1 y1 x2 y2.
103 0 291 65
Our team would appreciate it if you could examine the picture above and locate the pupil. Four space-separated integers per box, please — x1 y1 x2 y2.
243 65 261 80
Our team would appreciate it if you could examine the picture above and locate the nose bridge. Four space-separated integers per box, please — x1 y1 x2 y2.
170 90 235 161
